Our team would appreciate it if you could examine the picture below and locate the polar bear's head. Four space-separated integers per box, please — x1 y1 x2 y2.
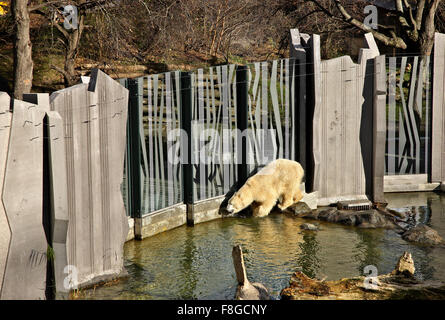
226 189 252 214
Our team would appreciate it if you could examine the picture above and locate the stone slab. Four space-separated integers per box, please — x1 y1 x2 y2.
383 174 440 192
138 204 187 239
0 92 12 296
1 100 47 299
432 33 445 183
46 111 69 296
312 33 379 204
50 69 129 289
193 195 226 224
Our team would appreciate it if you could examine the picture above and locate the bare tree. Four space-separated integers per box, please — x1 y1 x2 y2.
305 0 443 56
31 0 117 86
12 0 33 99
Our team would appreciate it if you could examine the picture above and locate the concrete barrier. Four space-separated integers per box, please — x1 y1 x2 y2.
50 69 129 289
135 204 187 240
1 99 47 299
45 111 69 298
0 92 12 297
306 32 380 205
432 33 445 187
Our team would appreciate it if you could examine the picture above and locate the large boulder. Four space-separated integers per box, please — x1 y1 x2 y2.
402 225 443 246
313 208 395 229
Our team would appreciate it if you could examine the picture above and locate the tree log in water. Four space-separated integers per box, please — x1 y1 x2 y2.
281 252 445 300
232 245 270 300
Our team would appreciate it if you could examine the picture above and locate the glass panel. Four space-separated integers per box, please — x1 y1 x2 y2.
385 56 432 175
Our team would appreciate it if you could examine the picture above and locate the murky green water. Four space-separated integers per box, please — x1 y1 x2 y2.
81 192 445 300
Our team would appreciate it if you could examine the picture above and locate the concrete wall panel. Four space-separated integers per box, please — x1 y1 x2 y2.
0 92 11 295
1 100 47 299
46 111 69 296
50 69 129 288
310 33 380 205
432 33 445 184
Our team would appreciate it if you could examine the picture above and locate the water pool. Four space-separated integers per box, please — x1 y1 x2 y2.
80 192 445 300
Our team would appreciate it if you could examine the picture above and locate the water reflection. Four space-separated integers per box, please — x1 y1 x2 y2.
178 229 198 299
80 192 445 300
353 229 383 276
297 232 321 278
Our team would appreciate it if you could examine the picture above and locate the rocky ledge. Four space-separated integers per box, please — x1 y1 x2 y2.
289 205 444 246
291 207 398 229
281 252 445 300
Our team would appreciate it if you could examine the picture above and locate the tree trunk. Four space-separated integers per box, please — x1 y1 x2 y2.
12 0 33 100
418 0 440 57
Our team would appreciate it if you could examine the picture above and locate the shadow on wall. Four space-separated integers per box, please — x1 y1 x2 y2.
360 57 375 199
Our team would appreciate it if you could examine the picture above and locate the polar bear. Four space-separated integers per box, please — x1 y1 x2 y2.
226 159 304 217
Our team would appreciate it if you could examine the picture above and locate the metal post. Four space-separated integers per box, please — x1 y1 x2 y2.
303 34 320 193
127 78 142 220
180 72 194 226
289 30 307 187
236 65 249 188
119 79 131 217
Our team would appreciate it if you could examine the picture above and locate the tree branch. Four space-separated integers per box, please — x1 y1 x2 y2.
332 0 407 49
415 0 426 30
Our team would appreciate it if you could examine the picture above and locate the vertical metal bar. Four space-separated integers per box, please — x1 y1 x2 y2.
236 65 249 188
127 78 142 219
388 57 396 175
119 79 131 216
180 72 194 226
294 51 307 172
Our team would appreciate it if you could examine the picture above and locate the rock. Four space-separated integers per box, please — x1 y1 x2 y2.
289 191 318 216
300 223 319 231
314 208 394 229
317 208 338 222
302 210 320 220
301 191 318 210
355 210 393 228
402 225 443 245
232 245 270 300
386 207 412 219
336 211 357 226
392 252 415 277
292 202 313 216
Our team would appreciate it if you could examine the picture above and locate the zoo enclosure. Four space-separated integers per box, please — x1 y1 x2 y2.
120 30 445 220
119 58 308 219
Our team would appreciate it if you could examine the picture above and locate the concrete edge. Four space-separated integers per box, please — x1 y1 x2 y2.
137 204 187 240
193 195 226 225
384 183 441 193
126 217 134 242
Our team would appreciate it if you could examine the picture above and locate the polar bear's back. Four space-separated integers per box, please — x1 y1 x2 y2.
253 158 304 189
